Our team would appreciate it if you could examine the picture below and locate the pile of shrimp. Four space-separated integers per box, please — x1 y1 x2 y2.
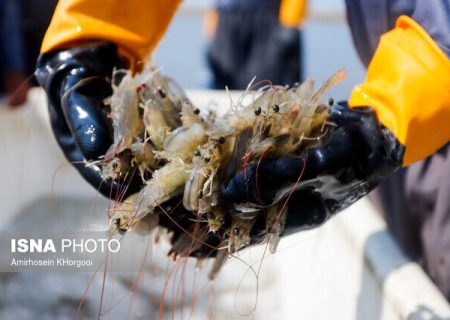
95 67 346 279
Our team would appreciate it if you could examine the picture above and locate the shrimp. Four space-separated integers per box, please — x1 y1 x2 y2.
101 150 132 180
97 68 349 280
291 70 346 139
246 70 347 159
135 160 190 216
183 140 222 213
142 99 171 150
208 248 228 280
105 70 143 159
119 122 208 230
130 138 155 181
227 217 256 253
139 69 184 129
109 193 159 235
207 208 226 233
163 123 207 162
111 161 189 233
205 82 262 139
264 204 287 254
180 100 202 126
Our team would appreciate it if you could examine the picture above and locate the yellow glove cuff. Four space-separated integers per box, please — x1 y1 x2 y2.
41 0 181 68
279 0 308 28
350 16 450 166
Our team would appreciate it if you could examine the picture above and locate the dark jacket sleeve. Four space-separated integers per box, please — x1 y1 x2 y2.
345 0 450 66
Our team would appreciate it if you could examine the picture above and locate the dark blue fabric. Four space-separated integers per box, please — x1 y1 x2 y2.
345 0 450 66
216 0 281 11
208 7 302 89
0 0 25 73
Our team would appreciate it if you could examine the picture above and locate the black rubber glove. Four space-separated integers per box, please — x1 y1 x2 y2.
35 42 142 198
220 103 405 235
153 196 222 258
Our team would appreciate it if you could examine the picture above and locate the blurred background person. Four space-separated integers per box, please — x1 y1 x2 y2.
0 0 28 107
205 0 307 90
0 0 56 107
17 0 58 81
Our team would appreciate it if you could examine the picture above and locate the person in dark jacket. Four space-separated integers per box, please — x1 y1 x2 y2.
0 0 28 106
35 0 450 300
0 0 57 106
206 0 306 89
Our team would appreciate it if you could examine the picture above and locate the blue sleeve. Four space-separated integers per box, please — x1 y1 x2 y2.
0 0 25 72
345 0 450 66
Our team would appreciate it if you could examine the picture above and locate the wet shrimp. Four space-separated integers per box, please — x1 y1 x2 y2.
290 70 346 139
95 68 349 279
248 70 346 158
208 248 228 280
227 218 256 253
131 138 155 181
264 204 288 254
142 99 171 150
183 140 222 213
180 100 202 126
109 193 159 235
139 69 184 129
101 150 132 180
207 208 226 233
105 70 143 159
163 123 207 162
112 160 191 235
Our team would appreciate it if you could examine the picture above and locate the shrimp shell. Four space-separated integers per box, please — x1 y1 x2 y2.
143 100 171 150
265 204 287 254
208 248 228 280
140 71 184 129
98 68 348 275
207 208 226 233
106 71 143 158
109 193 159 235
227 217 256 252
131 139 155 180
180 100 202 126
183 140 222 212
132 160 191 221
163 123 207 162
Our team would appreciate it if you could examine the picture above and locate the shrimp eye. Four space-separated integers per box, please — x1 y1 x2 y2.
254 107 262 116
198 190 203 199
217 136 226 144
272 104 280 112
158 88 166 98
118 228 127 234
204 157 211 163
194 149 201 157
194 108 201 115
114 218 121 226
328 98 334 106
232 227 240 236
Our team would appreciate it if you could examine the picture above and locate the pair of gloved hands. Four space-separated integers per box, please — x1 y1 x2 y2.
36 42 404 252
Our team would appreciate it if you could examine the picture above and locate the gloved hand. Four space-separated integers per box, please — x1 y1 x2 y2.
35 42 142 198
220 103 405 234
